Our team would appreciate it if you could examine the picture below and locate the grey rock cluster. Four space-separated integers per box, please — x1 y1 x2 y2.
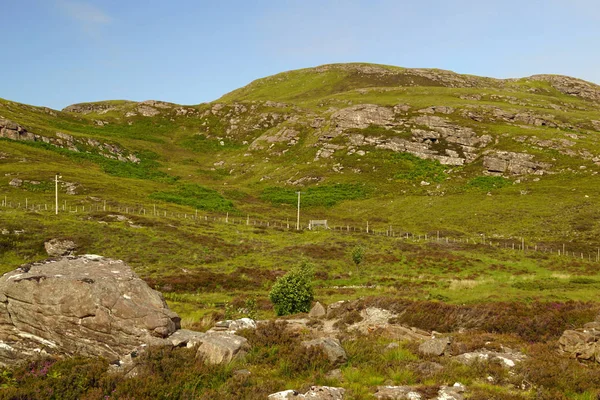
268 386 345 399
483 151 550 175
374 383 465 400
559 319 600 363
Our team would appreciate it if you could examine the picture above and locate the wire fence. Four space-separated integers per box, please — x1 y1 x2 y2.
2 194 600 263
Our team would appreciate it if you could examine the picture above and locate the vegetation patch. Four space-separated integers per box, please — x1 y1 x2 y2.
261 183 369 207
390 153 447 183
466 176 511 191
180 134 241 153
149 184 235 212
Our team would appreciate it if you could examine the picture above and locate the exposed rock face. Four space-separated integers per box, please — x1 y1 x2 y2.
559 321 600 363
0 118 139 163
0 256 181 365
301 337 347 366
268 386 345 399
483 151 551 175
332 104 395 129
0 118 35 141
249 127 299 150
63 102 131 114
530 75 600 103
44 239 76 257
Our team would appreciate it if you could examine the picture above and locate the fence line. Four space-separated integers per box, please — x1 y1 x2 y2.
1 195 600 262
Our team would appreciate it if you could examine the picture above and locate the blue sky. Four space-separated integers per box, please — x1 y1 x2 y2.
2 0 599 110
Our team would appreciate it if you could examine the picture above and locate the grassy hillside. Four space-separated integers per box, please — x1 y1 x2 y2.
3 62 600 399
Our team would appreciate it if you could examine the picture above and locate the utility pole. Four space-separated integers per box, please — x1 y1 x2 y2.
296 191 301 230
55 173 61 215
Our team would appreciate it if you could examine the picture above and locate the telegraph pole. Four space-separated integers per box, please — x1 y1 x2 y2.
296 191 301 230
55 173 61 215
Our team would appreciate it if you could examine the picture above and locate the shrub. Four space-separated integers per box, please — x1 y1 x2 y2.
269 261 314 316
351 245 365 274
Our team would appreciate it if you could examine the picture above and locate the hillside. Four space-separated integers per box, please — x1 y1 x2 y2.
3 63 600 398
2 63 600 243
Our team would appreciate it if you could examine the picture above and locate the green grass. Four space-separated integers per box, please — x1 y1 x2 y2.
261 183 370 207
149 184 235 212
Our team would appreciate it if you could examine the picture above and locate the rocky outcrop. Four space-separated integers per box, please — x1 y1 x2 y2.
559 321 600 363
530 75 600 103
483 151 551 175
0 255 181 365
332 104 395 130
63 102 132 114
0 118 36 141
0 118 139 163
268 386 345 399
249 127 300 150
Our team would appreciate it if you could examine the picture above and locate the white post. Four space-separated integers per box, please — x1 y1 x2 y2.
296 192 301 230
55 173 60 215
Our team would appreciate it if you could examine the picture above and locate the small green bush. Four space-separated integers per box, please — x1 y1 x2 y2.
269 261 314 316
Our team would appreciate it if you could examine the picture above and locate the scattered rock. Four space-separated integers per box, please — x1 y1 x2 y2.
309 302 327 318
208 318 256 333
8 178 22 187
325 368 343 381
233 368 251 377
44 239 76 257
419 337 452 356
414 361 444 376
196 332 250 364
454 350 526 368
559 322 600 363
301 337 347 366
268 386 345 400
374 385 423 399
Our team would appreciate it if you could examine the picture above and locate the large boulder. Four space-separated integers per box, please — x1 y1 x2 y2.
0 255 181 365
